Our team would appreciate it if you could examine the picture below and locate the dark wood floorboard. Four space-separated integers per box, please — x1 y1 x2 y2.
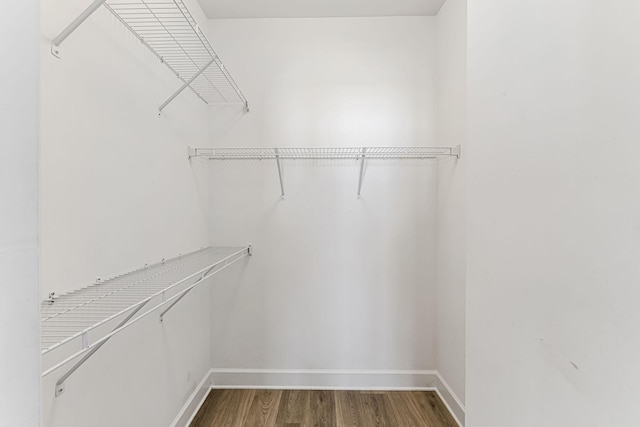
276 390 310 425
242 389 282 426
190 390 457 427
209 390 255 427
303 390 336 427
335 391 364 427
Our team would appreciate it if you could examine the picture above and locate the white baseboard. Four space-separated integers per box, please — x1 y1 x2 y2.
209 368 440 390
172 369 465 427
170 370 214 427
433 372 466 427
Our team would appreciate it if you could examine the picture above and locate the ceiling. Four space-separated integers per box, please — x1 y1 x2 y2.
197 0 447 19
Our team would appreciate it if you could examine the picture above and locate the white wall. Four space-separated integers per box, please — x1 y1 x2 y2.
467 1 640 425
41 282 213 427
0 2 41 426
204 18 440 374
435 0 467 408
40 0 214 426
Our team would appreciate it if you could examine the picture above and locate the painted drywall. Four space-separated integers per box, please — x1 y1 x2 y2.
41 282 213 427
467 0 640 425
198 0 446 19
0 1 40 426
40 0 215 426
435 0 466 407
203 17 440 375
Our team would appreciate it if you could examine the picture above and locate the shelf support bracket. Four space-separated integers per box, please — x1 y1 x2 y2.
451 145 461 158
55 300 149 397
51 0 108 57
357 147 367 198
159 265 215 322
159 58 215 113
275 148 285 199
159 246 251 320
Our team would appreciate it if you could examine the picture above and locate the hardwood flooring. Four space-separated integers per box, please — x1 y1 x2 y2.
190 389 458 427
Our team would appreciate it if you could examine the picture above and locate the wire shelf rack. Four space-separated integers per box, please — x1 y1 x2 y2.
188 146 459 160
41 246 251 395
52 0 248 112
41 246 249 354
188 146 460 198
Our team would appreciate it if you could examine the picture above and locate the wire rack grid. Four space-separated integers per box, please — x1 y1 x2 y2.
188 146 460 160
54 0 248 109
41 246 249 355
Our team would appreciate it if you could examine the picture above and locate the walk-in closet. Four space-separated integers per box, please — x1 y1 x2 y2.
3 0 640 426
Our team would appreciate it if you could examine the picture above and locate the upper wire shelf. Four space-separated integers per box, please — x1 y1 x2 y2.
41 246 251 396
51 0 248 112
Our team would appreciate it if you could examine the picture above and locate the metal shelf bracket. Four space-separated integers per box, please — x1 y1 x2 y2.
55 300 148 396
275 148 285 199
357 147 367 199
51 0 108 58
158 246 251 321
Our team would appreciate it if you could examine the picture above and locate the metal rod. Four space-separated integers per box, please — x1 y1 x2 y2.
54 301 148 396
275 148 285 199
159 57 214 112
52 0 108 47
42 250 249 380
159 263 216 321
357 147 367 198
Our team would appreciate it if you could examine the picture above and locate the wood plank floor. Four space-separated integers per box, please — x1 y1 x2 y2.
190 390 458 427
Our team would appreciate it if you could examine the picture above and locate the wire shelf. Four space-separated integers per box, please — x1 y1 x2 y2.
188 146 460 198
105 0 247 109
188 146 460 160
52 0 248 111
41 246 249 355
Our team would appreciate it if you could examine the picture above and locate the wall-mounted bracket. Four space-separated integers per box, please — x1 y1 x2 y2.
275 148 285 199
451 145 461 158
50 44 62 59
357 147 367 199
55 300 148 396
158 246 251 321
50 0 107 58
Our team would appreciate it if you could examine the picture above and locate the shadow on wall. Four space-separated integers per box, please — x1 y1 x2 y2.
208 106 249 142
